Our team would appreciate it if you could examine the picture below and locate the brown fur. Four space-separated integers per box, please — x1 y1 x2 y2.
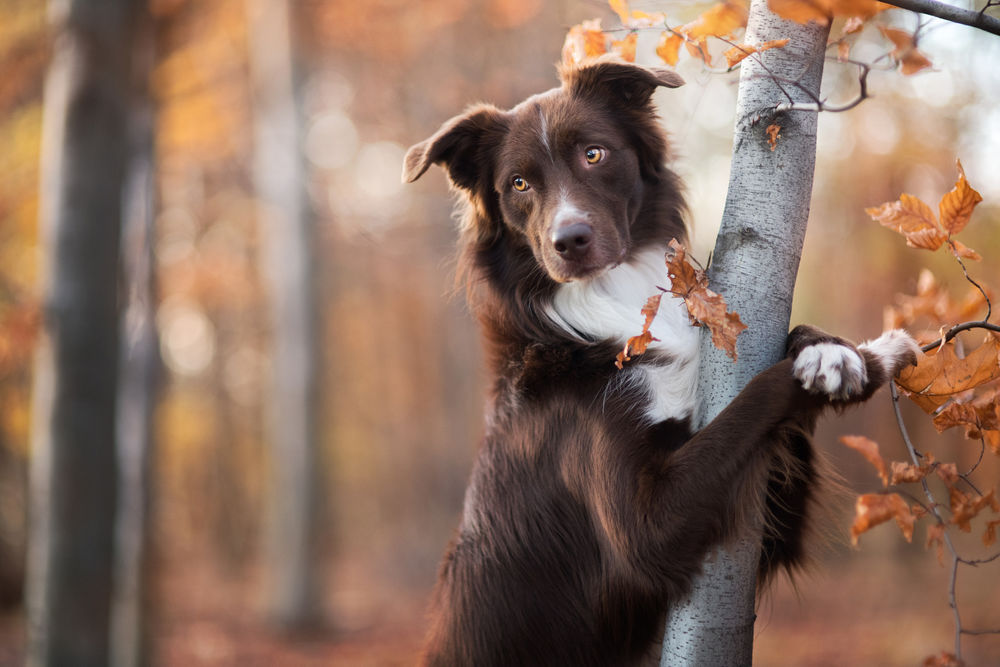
403 58 915 666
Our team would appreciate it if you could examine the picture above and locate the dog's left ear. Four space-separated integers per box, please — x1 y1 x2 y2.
560 56 684 107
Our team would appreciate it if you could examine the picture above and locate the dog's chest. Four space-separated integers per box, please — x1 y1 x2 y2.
544 248 701 423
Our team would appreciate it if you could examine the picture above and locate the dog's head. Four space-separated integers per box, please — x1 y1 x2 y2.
403 57 684 283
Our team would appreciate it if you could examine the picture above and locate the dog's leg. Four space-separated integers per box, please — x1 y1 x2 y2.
598 327 918 598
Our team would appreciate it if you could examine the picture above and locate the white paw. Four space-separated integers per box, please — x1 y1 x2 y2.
858 329 921 377
793 343 867 399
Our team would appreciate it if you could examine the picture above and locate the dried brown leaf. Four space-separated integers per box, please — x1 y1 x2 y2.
615 293 662 369
879 26 933 75
896 335 1000 413
656 31 684 66
950 487 999 533
609 0 631 24
610 32 638 62
939 160 983 235
841 435 889 486
889 460 929 485
769 0 884 25
684 1 748 40
665 238 747 361
851 492 915 545
562 19 608 66
984 518 1000 547
922 652 962 667
723 38 790 67
935 462 959 485
926 522 946 566
949 239 981 262
766 123 780 151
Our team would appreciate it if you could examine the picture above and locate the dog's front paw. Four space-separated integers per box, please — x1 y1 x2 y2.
857 329 921 381
792 342 867 400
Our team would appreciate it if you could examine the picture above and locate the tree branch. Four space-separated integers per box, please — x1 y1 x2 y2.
919 320 1000 353
880 0 1000 37
890 382 965 659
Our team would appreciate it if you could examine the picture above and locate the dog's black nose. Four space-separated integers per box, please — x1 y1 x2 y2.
551 222 593 260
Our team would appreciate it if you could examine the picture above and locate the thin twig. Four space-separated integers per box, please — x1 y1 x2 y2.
919 321 1000 353
890 382 964 659
961 438 986 480
960 550 1000 566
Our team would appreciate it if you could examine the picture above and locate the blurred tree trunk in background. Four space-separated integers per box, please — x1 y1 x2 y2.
27 1 143 665
111 4 159 666
248 0 325 629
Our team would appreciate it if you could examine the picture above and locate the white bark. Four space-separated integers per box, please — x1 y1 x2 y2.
660 1 830 665
248 0 324 628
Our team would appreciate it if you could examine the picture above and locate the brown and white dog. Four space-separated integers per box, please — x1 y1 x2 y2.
403 56 918 666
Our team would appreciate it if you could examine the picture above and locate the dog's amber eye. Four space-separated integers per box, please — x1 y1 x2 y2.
512 176 529 192
584 147 605 164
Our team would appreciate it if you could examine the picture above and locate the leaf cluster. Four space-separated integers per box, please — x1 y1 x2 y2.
844 160 999 662
615 238 747 369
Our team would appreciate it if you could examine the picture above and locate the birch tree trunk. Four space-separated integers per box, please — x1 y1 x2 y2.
660 1 830 664
248 0 325 629
111 5 158 665
28 1 140 665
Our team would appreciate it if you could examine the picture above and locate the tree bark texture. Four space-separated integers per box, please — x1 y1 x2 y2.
248 0 325 629
28 1 141 665
660 2 830 665
111 6 158 665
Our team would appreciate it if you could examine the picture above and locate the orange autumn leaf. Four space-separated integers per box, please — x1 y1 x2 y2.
836 40 851 62
656 31 684 65
939 160 983 236
926 522 946 566
889 460 929 485
608 0 630 23
949 487 999 532
841 435 889 486
842 15 866 34
984 518 1000 547
615 294 662 369
896 335 1000 413
685 37 712 65
684 1 748 40
606 0 666 28
768 0 884 25
768 0 831 25
949 239 982 262
851 492 916 545
723 38 790 67
879 26 932 75
923 652 962 667
666 238 747 360
562 19 608 66
868 161 982 260
885 268 990 335
932 390 1000 442
766 123 780 151
610 32 638 62
866 193 940 244
935 462 959 485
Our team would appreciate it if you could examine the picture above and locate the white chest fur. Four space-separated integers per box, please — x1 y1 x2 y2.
543 247 701 423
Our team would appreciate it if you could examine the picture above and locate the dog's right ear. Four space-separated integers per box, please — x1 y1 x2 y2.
402 105 507 191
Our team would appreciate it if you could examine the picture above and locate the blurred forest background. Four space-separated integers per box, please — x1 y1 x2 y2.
0 0 998 664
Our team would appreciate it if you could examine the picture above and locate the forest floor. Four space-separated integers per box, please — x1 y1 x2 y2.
1 548 997 665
